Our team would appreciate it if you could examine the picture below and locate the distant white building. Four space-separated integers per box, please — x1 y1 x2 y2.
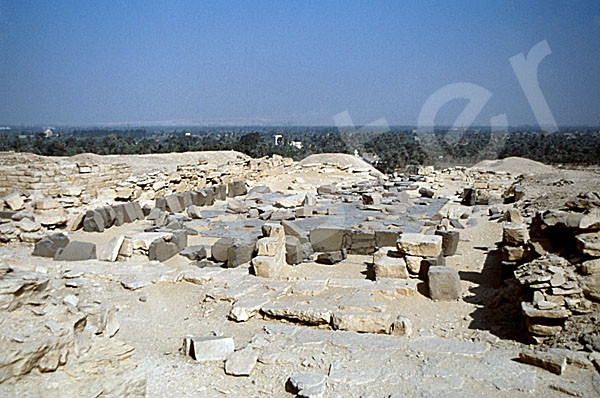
43 128 54 138
274 134 283 145
290 141 303 149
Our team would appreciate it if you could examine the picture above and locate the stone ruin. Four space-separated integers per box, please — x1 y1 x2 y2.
1 153 599 397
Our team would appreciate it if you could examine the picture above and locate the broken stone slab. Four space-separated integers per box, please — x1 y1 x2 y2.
179 245 207 261
99 235 125 262
261 302 332 325
226 200 248 214
182 336 235 361
111 204 125 226
397 233 442 257
519 350 566 375
418 187 434 198
15 217 41 233
434 230 459 256
187 205 203 219
316 250 347 265
349 230 376 255
148 239 178 262
295 206 313 218
281 220 310 244
428 266 461 301
373 255 409 279
225 346 259 376
520 301 569 320
229 296 270 322
287 373 327 398
52 241 96 261
3 192 25 211
331 311 395 334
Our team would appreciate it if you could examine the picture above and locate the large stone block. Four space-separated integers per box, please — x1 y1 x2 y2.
502 223 529 246
216 184 227 200
373 255 409 279
228 181 248 197
281 220 309 244
375 230 400 248
82 210 104 232
349 230 376 254
362 192 382 205
435 230 460 256
148 239 178 262
309 226 350 252
122 203 138 223
112 204 125 226
285 235 302 265
212 237 233 262
165 195 183 213
99 235 125 262
397 233 442 257
3 192 24 211
226 237 256 267
428 266 461 301
54 241 97 261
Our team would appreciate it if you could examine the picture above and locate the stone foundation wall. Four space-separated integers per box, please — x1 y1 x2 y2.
0 152 131 198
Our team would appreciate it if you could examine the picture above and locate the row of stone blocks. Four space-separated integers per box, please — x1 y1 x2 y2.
155 181 247 214
82 202 146 232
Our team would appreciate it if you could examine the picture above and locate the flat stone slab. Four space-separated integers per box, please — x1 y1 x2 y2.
183 336 234 361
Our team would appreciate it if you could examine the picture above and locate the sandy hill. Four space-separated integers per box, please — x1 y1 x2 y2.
473 157 555 174
299 153 383 176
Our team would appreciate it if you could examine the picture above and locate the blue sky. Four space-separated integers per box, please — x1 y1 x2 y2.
1 0 599 126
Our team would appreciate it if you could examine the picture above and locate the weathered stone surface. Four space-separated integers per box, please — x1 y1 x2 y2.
212 237 234 262
310 226 350 252
285 235 302 265
373 255 409 279
435 230 459 256
519 350 566 375
187 205 202 219
3 192 25 211
83 210 104 233
331 311 395 334
165 195 184 213
225 347 259 376
229 296 269 322
428 266 461 300
461 186 477 206
282 220 309 244
579 275 600 302
418 187 434 198
182 336 234 361
54 241 97 261
375 230 400 248
397 233 442 257
581 258 600 275
228 181 247 197
32 238 59 257
316 184 336 195
227 237 257 267
503 222 529 246
226 200 248 214
99 235 125 262
521 301 569 319
148 239 178 262
180 245 207 261
576 231 600 257
15 217 41 233
261 302 332 324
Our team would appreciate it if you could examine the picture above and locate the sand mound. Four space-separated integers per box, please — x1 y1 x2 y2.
299 153 382 174
473 157 554 174
67 151 249 173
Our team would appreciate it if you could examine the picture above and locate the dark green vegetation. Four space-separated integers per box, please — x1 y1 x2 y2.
1 127 599 173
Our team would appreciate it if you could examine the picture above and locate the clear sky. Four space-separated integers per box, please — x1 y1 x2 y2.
1 0 599 127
